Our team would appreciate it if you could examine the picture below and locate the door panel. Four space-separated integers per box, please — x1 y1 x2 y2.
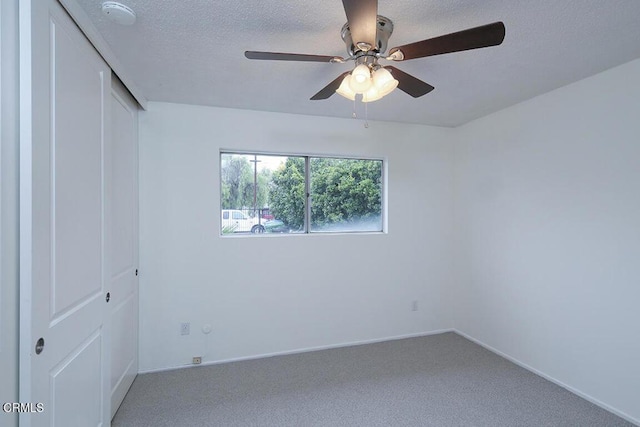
109 80 139 418
110 291 136 413
51 330 102 426
20 1 111 425
111 87 136 276
52 19 103 318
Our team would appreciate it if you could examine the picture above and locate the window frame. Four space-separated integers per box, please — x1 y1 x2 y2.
220 150 385 236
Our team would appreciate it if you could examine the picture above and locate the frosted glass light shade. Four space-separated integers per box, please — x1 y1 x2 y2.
348 64 372 93
372 67 399 97
336 75 356 100
362 86 383 103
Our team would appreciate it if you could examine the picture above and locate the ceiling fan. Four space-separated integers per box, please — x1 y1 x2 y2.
245 0 505 102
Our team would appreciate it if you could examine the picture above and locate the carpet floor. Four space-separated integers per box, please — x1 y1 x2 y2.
112 332 633 426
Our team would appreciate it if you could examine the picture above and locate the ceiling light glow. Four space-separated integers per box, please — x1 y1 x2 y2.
336 75 356 100
336 63 398 102
362 86 383 103
372 67 399 97
348 64 373 93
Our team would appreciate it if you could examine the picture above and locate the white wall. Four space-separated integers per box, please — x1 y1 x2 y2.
138 103 456 372
0 1 19 426
454 58 640 424
138 60 639 423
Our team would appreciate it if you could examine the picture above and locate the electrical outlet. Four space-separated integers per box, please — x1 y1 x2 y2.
412 300 419 312
180 322 190 335
192 356 202 365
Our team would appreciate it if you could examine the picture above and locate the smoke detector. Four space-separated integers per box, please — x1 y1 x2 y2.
101 2 136 26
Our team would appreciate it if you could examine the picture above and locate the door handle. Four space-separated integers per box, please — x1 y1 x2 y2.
35 337 45 355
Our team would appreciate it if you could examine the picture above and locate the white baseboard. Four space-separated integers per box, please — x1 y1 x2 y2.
453 329 639 427
138 328 455 375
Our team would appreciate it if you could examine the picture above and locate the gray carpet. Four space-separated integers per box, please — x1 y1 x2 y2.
112 332 633 426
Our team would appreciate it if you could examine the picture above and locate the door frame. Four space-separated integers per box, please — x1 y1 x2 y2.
1 1 20 426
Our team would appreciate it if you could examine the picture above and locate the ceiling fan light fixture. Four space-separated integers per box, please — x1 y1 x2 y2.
349 64 373 93
336 75 357 100
372 67 399 97
362 85 383 103
352 64 370 83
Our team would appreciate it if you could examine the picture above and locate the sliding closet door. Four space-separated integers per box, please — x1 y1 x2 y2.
20 0 111 425
109 77 139 418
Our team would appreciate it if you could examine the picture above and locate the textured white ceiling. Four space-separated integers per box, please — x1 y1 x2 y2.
74 0 640 127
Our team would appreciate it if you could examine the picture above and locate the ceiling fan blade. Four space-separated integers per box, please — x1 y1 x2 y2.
388 21 505 61
385 66 434 98
245 51 344 63
342 0 378 49
310 72 351 100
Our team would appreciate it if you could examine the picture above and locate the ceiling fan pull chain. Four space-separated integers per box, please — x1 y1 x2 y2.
352 98 357 119
364 99 369 128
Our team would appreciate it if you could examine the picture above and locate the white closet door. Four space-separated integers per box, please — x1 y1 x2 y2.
19 0 111 425
109 78 139 418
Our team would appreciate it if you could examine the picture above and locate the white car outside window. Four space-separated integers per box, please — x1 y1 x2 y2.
221 210 264 233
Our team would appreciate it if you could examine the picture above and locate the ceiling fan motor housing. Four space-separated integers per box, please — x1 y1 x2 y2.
341 15 394 57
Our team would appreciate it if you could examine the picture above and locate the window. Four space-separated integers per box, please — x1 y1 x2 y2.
220 152 383 235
